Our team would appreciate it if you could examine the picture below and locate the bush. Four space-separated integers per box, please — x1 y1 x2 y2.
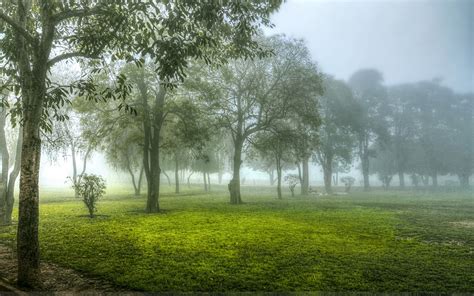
341 176 355 192
284 174 300 197
72 174 106 218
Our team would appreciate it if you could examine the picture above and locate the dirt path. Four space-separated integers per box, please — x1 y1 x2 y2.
0 243 139 294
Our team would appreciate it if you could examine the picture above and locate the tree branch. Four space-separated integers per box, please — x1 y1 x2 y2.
52 6 105 23
47 52 99 68
0 11 36 45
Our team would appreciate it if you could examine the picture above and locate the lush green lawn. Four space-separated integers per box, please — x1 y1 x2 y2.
1 186 473 292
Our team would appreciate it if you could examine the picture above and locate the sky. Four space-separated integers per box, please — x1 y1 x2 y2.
264 0 473 93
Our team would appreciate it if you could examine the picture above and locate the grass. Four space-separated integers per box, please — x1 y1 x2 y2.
1 185 473 292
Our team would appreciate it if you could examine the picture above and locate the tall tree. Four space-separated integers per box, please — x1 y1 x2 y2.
348 69 389 191
314 76 358 194
190 36 322 204
0 1 281 286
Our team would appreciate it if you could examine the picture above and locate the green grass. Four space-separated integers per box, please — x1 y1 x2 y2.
1 186 473 292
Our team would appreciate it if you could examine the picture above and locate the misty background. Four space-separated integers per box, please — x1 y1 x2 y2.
39 0 473 188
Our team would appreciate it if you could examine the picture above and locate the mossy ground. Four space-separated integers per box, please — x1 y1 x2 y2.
1 185 473 292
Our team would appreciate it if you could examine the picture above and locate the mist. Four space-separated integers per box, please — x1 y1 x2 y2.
0 0 472 293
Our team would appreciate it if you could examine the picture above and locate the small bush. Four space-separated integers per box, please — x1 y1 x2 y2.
341 176 355 192
72 174 106 218
284 174 300 197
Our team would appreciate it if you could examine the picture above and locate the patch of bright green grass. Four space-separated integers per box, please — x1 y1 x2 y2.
1 187 473 292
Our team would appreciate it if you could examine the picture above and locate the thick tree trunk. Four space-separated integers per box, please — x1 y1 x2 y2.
229 138 243 204
18 105 43 287
174 153 179 194
301 157 309 195
142 82 166 213
323 166 333 194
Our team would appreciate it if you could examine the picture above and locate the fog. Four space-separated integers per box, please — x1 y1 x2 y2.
33 0 472 190
265 0 473 93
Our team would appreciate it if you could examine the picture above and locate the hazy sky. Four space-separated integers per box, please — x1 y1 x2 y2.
264 0 473 93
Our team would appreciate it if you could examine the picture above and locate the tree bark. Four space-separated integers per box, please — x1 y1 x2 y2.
323 166 333 194
228 137 243 204
218 171 223 184
141 78 167 213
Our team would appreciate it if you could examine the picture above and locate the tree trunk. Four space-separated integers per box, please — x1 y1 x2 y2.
432 172 438 188
218 171 223 184
323 165 333 194
362 154 370 191
276 158 282 199
207 172 211 192
142 81 167 213
268 170 275 186
125 154 139 196
187 171 194 188
301 157 309 195
0 108 9 224
162 170 171 186
137 166 144 196
398 171 405 189
4 128 23 225
228 137 243 204
203 172 208 192
174 153 179 194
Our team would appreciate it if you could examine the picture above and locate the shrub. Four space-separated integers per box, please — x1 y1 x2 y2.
341 176 355 192
284 174 300 197
72 174 106 218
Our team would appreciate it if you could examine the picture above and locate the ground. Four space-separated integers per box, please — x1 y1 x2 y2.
0 185 473 293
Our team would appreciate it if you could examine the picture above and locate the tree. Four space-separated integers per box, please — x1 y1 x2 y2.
385 84 420 188
0 102 22 225
410 80 453 187
314 76 358 194
189 36 322 204
253 125 299 199
348 69 389 191
0 1 281 286
370 143 397 189
445 93 473 188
